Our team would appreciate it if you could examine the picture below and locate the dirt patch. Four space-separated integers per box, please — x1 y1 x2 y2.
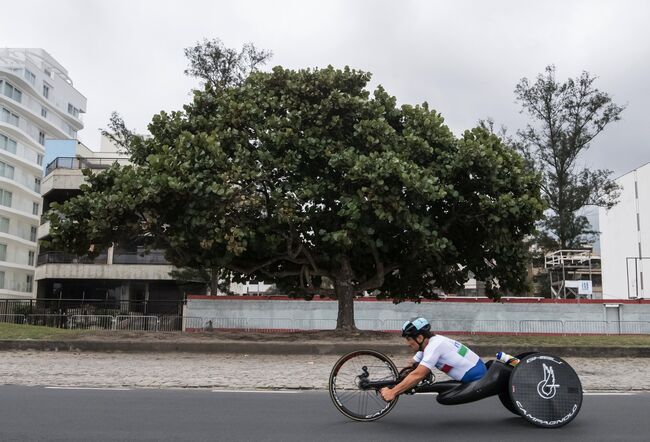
65 329 405 343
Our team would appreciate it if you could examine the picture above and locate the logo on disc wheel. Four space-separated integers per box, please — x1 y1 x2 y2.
537 363 560 399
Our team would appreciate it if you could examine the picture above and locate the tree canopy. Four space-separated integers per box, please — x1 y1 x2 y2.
48 66 544 329
514 65 624 249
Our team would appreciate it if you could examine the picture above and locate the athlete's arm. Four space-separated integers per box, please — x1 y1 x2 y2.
380 364 430 402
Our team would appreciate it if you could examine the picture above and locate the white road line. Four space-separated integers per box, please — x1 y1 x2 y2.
211 389 302 394
584 392 640 396
45 387 131 391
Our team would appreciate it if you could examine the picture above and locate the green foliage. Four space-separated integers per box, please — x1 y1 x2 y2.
514 65 624 249
48 66 544 328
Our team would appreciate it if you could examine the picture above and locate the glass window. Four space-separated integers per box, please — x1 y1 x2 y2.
38 131 45 145
28 250 35 266
0 161 14 179
41 107 47 118
37 154 43 166
1 108 19 126
42 83 50 99
30 226 37 242
0 271 4 289
24 69 36 85
3 82 22 103
32 202 39 215
26 274 33 292
0 243 6 261
67 104 79 118
0 217 9 233
0 189 12 207
34 177 41 193
0 134 17 154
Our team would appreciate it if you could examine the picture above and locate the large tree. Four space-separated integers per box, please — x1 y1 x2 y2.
514 65 624 249
47 66 543 330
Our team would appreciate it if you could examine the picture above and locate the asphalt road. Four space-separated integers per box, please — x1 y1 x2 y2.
0 386 647 441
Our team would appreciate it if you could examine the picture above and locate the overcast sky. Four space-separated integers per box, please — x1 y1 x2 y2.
2 0 649 176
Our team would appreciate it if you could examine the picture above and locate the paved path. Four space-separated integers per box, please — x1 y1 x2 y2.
1 351 648 390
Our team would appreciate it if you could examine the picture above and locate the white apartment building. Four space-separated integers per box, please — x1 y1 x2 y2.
599 162 650 299
0 48 85 298
36 136 187 315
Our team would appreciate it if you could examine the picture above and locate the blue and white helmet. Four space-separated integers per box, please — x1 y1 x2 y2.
401 317 431 338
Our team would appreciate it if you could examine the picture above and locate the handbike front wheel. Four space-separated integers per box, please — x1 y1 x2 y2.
329 350 399 422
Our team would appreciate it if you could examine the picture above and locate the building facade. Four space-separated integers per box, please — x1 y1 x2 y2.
36 136 185 315
599 162 650 299
0 48 85 298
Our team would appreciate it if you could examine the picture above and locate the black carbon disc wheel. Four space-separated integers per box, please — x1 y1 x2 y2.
509 353 583 428
498 391 521 416
329 350 399 422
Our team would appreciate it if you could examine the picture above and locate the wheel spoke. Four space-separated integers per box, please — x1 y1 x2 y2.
329 350 399 421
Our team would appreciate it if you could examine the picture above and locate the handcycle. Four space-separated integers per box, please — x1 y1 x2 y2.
328 349 583 428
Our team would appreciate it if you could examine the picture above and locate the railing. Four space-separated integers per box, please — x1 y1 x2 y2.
45 157 129 176
112 252 170 265
37 251 108 265
0 298 184 317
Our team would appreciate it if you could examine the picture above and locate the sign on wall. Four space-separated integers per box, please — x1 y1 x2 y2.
565 280 593 295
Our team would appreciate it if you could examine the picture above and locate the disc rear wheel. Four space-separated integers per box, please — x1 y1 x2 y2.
329 350 399 422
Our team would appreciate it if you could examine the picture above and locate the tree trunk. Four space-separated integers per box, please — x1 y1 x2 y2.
334 257 357 331
210 268 220 295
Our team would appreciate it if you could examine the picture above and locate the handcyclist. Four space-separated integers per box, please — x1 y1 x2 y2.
380 317 487 402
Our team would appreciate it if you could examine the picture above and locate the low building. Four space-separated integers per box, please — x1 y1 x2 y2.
35 136 185 315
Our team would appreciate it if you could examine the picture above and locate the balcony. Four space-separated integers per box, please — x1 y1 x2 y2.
35 250 175 282
45 157 130 176
37 251 108 265
112 251 169 265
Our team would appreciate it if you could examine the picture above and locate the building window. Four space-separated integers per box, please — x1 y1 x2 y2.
34 177 41 193
42 83 50 99
3 81 22 103
37 154 43 166
41 107 47 118
32 202 39 215
0 271 4 289
26 274 33 292
28 250 35 266
0 161 14 179
0 216 9 233
24 69 36 85
0 189 12 207
1 108 19 126
30 225 37 242
0 134 17 154
0 243 6 261
38 131 45 146
67 103 80 118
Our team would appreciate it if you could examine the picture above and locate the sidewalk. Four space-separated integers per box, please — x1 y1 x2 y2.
1 330 649 357
1 351 648 391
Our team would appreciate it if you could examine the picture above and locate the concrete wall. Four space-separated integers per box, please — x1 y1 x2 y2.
35 263 176 281
186 297 650 330
600 163 650 298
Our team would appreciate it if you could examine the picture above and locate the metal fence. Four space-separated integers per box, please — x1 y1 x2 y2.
1 313 650 335
0 298 184 317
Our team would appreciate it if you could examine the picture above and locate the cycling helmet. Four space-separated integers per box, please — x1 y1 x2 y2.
401 317 431 338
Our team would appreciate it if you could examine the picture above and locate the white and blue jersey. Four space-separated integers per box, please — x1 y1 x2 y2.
413 335 486 383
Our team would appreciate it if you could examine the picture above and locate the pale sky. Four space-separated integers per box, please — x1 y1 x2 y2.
2 0 649 176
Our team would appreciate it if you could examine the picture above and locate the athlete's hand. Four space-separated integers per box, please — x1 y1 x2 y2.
380 387 396 402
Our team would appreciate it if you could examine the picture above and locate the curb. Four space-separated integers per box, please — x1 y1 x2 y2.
1 340 650 357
